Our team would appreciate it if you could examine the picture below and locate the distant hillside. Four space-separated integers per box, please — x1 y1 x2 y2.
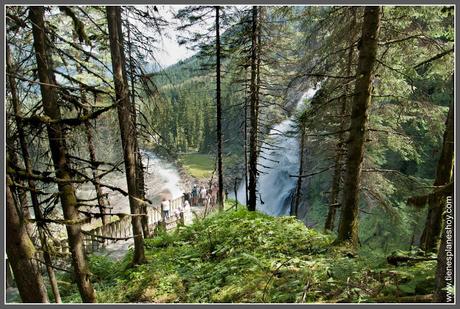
140 50 248 153
147 55 208 87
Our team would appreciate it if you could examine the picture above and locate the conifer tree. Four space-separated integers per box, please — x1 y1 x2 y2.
6 175 49 303
106 5 146 265
336 6 381 246
29 6 96 302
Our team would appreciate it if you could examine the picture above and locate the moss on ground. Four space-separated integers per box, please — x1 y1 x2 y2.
59 206 436 303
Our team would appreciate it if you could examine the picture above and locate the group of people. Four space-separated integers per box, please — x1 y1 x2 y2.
188 183 219 208
160 197 192 224
158 183 221 225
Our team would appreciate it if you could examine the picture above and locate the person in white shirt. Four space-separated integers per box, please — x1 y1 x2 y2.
183 199 193 225
161 198 170 219
199 187 207 206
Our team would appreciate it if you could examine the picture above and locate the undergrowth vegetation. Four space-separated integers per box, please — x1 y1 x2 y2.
59 209 436 303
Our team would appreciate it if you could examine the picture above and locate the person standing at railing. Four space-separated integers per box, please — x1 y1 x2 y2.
174 202 184 223
191 185 198 206
199 186 207 206
161 198 171 220
183 199 193 225
205 191 212 209
210 183 218 206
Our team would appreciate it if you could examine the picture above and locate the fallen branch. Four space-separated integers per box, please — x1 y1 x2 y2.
370 294 433 303
387 254 436 266
263 258 293 302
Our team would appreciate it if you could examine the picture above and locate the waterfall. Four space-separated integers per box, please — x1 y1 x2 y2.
256 118 300 215
235 87 318 216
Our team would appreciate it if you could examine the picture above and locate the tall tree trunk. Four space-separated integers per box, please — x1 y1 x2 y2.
244 67 249 206
420 99 454 253
5 54 32 237
126 18 149 238
136 149 148 238
72 30 108 227
106 6 146 264
215 6 224 211
6 136 33 237
7 43 62 303
325 97 347 232
324 150 342 231
84 112 108 225
248 6 259 211
336 6 381 246
29 6 96 302
6 174 49 303
325 9 357 232
292 124 306 217
255 7 262 152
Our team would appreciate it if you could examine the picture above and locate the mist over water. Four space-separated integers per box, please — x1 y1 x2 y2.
75 150 183 218
234 88 318 216
141 150 183 203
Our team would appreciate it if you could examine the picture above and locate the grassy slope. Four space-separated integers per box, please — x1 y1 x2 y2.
178 153 215 179
58 203 436 303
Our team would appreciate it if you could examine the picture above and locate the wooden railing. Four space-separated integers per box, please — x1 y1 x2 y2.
30 195 216 275
74 196 186 254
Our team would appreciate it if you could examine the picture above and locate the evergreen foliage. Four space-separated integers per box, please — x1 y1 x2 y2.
5 4 454 304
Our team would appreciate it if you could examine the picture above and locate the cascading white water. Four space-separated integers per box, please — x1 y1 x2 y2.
235 87 318 216
255 118 300 215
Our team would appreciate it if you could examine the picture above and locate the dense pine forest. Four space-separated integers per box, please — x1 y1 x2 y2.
4 5 455 304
